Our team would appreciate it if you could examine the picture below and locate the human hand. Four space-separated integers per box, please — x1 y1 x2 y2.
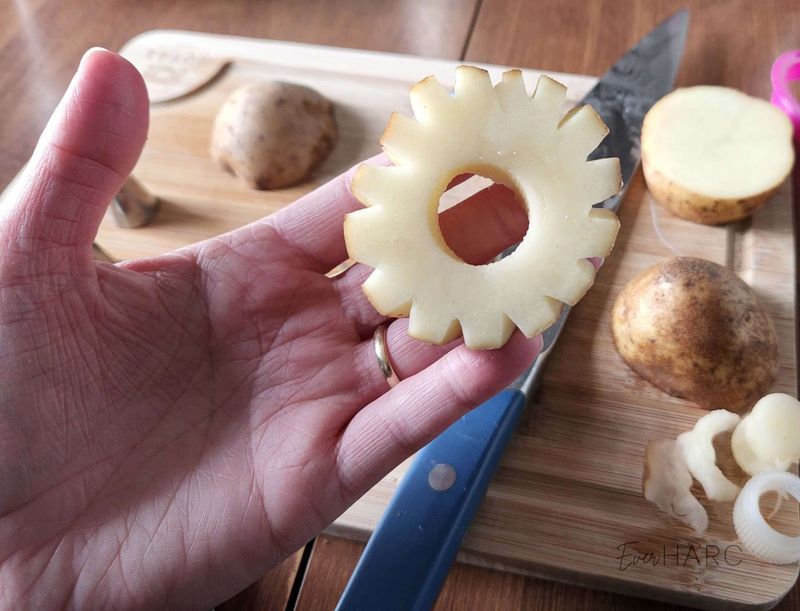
0 49 540 609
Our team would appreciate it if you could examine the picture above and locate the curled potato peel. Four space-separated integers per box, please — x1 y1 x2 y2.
643 439 708 534
677 409 741 502
644 396 800 539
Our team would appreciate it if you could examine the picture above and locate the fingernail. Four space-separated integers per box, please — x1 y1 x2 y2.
80 46 110 67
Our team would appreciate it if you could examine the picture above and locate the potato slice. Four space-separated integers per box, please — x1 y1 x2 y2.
642 86 794 224
345 67 622 350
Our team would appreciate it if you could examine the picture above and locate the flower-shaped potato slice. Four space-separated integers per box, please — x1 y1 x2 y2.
345 66 622 349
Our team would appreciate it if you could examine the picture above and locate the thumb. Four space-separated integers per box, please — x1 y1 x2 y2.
2 48 148 267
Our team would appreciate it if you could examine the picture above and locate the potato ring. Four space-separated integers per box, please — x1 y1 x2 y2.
344 66 622 349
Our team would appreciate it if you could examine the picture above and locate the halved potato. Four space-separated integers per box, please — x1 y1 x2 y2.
642 86 794 225
611 257 778 412
211 82 336 190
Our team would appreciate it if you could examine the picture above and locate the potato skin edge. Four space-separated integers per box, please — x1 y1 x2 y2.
641 152 778 226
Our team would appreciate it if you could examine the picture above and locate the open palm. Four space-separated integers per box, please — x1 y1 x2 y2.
0 50 539 609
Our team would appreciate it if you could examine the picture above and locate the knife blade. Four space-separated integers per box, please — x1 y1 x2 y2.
336 11 689 611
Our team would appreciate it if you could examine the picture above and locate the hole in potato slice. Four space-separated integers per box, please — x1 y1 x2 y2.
437 170 529 266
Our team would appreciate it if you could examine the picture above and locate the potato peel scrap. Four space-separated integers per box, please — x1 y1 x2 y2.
645 397 800 539
677 410 741 502
643 439 708 534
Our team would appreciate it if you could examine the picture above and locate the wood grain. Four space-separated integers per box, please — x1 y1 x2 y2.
217 548 306 611
297 536 679 611
465 0 800 98
87 31 797 609
0 0 479 192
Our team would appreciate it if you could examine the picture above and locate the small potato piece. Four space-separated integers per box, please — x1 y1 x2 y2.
641 86 794 225
731 393 800 475
211 82 336 189
611 257 778 413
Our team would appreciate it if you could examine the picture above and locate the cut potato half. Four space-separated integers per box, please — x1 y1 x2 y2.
611 257 778 412
642 86 794 225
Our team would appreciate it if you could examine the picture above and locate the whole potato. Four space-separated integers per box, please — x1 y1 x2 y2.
211 81 337 189
611 257 778 413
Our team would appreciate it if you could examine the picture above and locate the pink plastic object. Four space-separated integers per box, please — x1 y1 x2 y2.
771 50 800 140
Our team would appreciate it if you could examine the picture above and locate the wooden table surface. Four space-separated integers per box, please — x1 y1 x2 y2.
2 1 799 609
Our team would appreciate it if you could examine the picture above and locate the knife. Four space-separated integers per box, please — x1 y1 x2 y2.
336 11 689 611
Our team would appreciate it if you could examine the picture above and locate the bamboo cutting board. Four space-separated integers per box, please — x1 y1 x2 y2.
94 31 797 609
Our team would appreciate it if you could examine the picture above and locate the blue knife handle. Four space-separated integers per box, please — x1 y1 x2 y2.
336 388 527 611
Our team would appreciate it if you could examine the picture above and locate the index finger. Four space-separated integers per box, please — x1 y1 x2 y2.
267 153 390 272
